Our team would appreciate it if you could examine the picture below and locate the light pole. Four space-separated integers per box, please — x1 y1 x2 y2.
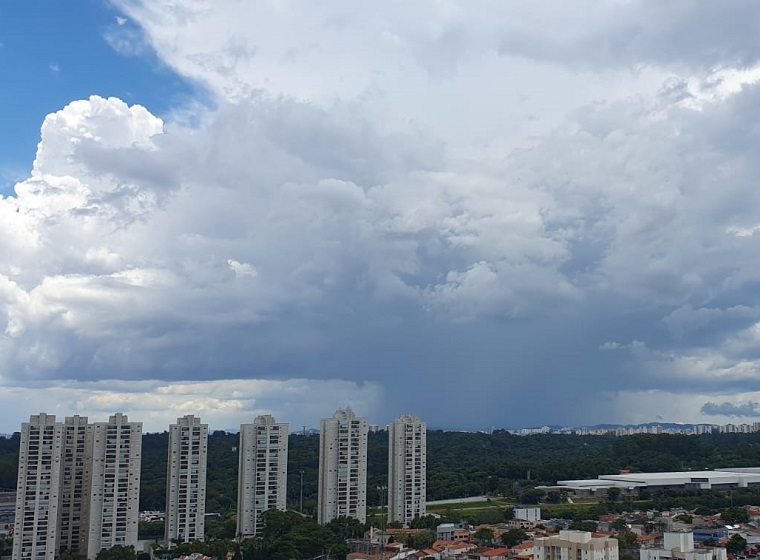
377 485 387 560
300 470 305 513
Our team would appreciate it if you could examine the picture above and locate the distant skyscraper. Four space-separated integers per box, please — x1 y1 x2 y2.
237 415 288 537
84 413 142 559
13 414 64 560
317 407 368 524
387 414 426 526
165 415 208 545
58 415 90 556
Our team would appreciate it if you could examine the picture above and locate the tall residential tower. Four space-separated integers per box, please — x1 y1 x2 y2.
165 415 208 545
237 415 288 537
13 414 64 560
387 414 426 526
317 407 368 524
84 413 142 559
58 415 90 556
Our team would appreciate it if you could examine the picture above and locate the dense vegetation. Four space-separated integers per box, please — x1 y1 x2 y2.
5 429 760 514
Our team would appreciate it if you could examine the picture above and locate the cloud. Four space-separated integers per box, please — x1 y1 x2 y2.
0 378 384 432
496 1 760 72
5 3 760 429
701 401 760 418
49 64 60 73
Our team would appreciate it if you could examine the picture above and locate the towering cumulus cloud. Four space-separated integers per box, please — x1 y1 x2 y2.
3 1 760 430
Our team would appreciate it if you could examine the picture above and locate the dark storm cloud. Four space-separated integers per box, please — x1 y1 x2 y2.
701 401 760 418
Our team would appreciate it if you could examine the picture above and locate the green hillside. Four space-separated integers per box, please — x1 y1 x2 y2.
4 429 760 514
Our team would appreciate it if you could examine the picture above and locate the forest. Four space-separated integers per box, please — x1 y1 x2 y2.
3 429 760 515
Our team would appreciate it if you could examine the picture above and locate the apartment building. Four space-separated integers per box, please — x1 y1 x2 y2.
534 530 619 560
84 413 142 559
58 415 90 556
387 414 426 526
318 407 368 523
639 532 728 560
13 414 65 560
165 415 208 545
237 414 288 537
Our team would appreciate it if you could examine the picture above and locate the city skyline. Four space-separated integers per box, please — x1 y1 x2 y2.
2 2 760 432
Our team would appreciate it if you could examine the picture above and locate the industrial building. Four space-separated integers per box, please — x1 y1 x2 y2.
539 468 760 497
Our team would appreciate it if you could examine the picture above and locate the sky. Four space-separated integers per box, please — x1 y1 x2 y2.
2 1 760 433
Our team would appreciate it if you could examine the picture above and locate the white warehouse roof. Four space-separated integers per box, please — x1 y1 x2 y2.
555 468 760 490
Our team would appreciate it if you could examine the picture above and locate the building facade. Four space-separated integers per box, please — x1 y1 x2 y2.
165 415 208 545
639 532 728 560
387 414 426 526
84 413 142 559
318 407 368 524
535 530 619 560
58 415 90 556
237 415 288 537
13 414 65 560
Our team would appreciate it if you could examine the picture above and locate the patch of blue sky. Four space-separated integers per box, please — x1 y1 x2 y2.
0 0 203 195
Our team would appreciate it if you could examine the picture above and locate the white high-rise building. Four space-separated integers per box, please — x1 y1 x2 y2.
13 414 65 560
317 407 368 524
237 415 288 537
84 413 142 560
165 415 208 545
59 415 90 556
387 414 426 526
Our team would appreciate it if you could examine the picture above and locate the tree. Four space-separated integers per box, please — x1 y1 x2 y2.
408 530 436 550
410 515 440 530
545 491 562 504
611 519 628 532
325 515 367 540
503 507 515 520
501 529 528 547
138 521 165 540
327 543 350 560
727 534 748 556
95 545 137 560
520 488 545 504
473 528 494 544
615 530 639 551
606 487 622 502
286 522 339 558
568 521 598 533
57 552 86 560
722 508 750 525
259 509 304 541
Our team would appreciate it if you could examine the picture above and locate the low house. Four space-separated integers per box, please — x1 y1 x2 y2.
467 547 510 559
512 541 535 560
